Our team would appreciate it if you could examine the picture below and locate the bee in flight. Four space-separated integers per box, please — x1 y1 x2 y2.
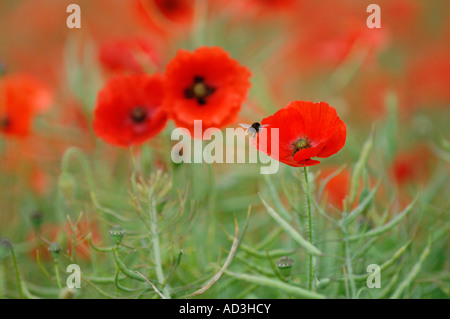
239 122 269 138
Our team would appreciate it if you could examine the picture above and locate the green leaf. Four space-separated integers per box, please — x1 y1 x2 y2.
348 196 417 242
342 181 380 226
390 235 433 299
224 270 326 299
259 194 322 256
349 127 375 205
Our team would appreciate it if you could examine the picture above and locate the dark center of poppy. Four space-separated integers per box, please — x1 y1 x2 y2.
158 0 179 12
131 106 147 124
184 76 216 106
291 136 312 156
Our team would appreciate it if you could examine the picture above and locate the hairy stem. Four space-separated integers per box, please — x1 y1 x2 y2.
0 263 4 298
150 200 171 299
303 167 315 290
54 260 62 291
342 220 356 298
10 244 23 299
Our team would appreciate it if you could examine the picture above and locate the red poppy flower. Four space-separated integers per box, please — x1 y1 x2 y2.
163 46 251 136
255 101 346 167
0 73 53 138
98 38 160 74
134 0 194 34
93 74 168 147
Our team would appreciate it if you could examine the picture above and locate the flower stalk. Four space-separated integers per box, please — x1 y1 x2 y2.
303 167 315 291
0 263 4 298
150 199 171 299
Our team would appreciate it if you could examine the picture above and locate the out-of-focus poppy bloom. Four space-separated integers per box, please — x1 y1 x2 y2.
280 1 388 76
346 72 408 119
134 0 194 34
391 146 431 186
29 168 51 196
318 167 351 211
3 73 53 114
93 73 168 147
249 0 296 10
380 0 422 42
0 73 53 137
406 51 450 108
26 218 101 261
256 101 346 167
98 38 160 74
163 46 251 136
228 0 298 18
0 96 33 138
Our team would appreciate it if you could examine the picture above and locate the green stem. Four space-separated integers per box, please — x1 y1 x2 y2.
54 260 62 291
150 200 171 299
206 161 217 254
69 218 76 264
192 0 208 48
0 263 4 299
129 148 171 298
303 167 315 291
112 247 144 282
129 148 139 195
10 244 23 299
342 220 356 298
61 147 95 192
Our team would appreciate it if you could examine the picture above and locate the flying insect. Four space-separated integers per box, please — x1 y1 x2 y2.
239 122 269 138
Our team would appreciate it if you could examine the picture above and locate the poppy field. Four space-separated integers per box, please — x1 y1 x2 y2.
0 0 449 300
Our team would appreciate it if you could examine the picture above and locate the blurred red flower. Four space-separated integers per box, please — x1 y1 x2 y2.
29 168 51 196
279 1 388 77
407 51 450 108
0 73 53 137
256 101 346 167
134 0 194 35
228 0 298 18
26 218 101 261
249 0 296 10
391 146 431 186
163 46 251 136
93 74 168 147
98 38 160 74
319 167 351 211
381 0 422 42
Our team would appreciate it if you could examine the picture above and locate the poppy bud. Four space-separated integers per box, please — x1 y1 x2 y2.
48 242 62 260
109 225 125 245
30 210 43 229
276 256 294 278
